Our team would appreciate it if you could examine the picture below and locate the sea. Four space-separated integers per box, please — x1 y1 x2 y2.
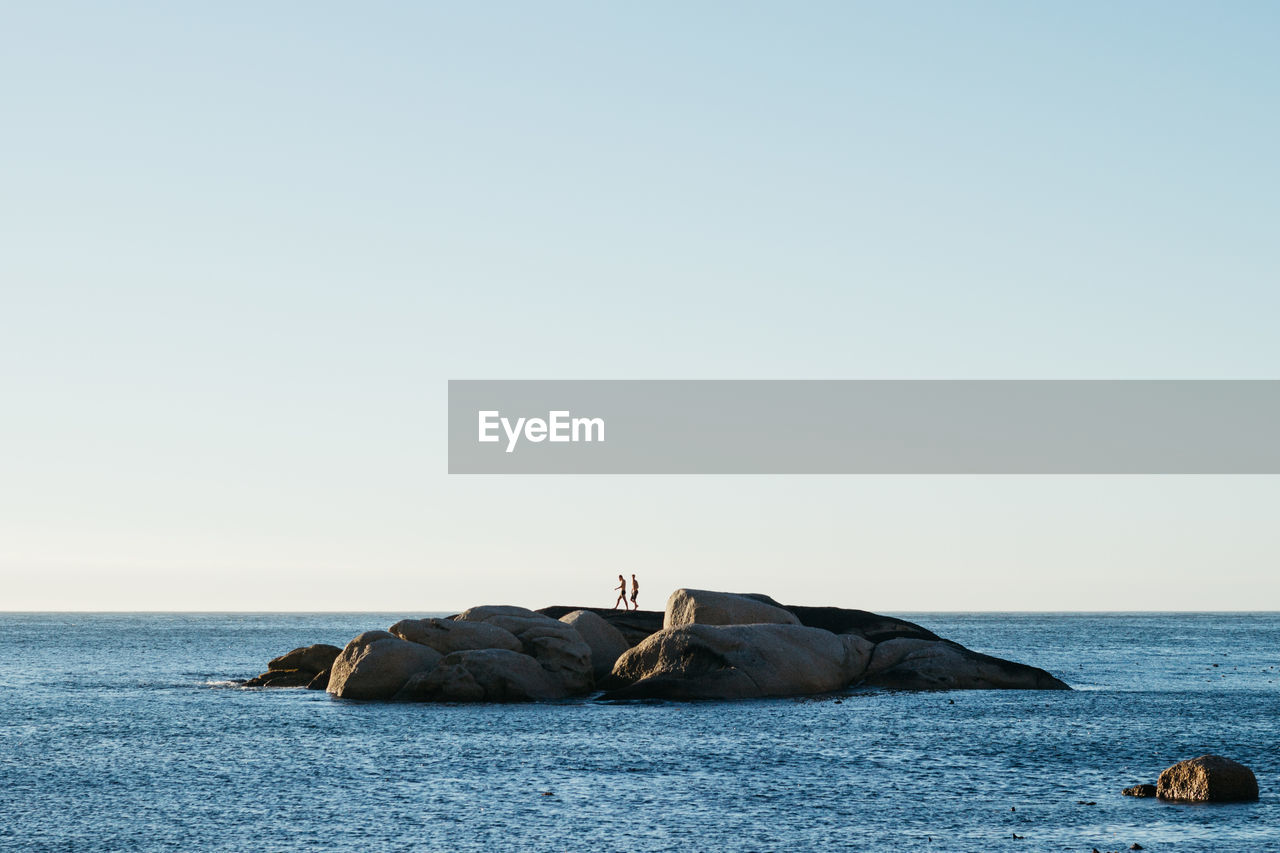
1 612 1277 852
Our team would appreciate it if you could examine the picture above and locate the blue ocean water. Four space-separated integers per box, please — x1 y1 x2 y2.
1 613 1277 853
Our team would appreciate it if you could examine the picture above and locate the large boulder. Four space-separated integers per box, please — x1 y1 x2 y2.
326 631 442 700
664 589 801 630
559 609 631 679
389 617 522 655
861 638 1069 690
395 649 566 702
603 623 873 700
1157 755 1259 802
455 606 593 695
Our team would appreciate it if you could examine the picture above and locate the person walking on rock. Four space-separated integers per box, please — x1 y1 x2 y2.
630 574 639 610
613 574 629 610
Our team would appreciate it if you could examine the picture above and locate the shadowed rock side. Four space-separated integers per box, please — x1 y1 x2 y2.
781 606 941 644
861 638 1069 690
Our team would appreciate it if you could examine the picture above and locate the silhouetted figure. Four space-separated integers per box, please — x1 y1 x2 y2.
630 574 639 609
613 574 629 610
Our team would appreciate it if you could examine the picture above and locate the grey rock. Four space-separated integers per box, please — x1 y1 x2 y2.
267 644 341 675
1122 784 1157 797
243 668 314 688
389 617 522 655
455 606 593 695
536 606 663 647
604 623 872 700
1157 755 1259 802
306 668 330 690
861 638 1069 690
395 648 566 702
663 589 801 630
559 609 631 679
326 631 442 700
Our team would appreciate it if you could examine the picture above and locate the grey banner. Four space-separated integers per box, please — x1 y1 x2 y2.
447 380 1280 474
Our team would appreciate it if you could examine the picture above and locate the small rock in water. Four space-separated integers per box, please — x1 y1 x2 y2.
1131 845 1144 850
1122 784 1157 798
1076 800 1097 805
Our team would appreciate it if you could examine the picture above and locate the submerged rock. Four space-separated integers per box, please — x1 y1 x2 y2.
326 631 442 700
395 648 565 702
664 589 800 630
604 623 873 700
558 609 630 680
861 638 1069 690
1156 755 1258 802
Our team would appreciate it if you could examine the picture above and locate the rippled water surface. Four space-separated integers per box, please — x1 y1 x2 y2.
2 612 1277 852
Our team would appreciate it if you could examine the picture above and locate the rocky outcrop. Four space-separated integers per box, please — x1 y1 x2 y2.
244 643 341 688
603 623 873 700
395 649 566 702
1156 755 1259 802
558 610 630 679
455 606 593 694
664 589 800 630
390 617 523 655
861 638 1069 690
248 590 1070 702
326 631 442 700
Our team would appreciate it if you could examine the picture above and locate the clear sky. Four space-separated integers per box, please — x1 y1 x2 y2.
2 2 1278 611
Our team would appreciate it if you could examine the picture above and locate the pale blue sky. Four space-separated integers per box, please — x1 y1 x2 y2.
2 2 1278 610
